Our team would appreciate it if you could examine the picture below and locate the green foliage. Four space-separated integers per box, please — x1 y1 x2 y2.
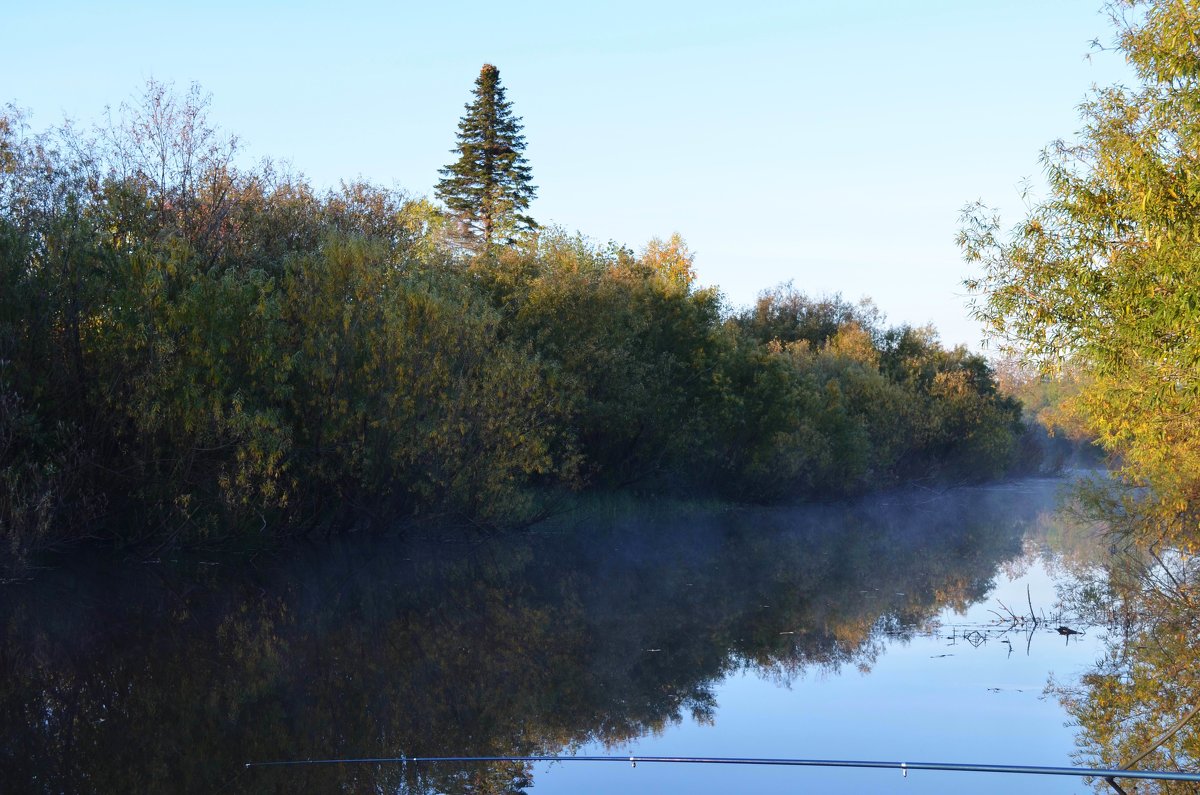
0 84 574 564
436 64 537 249
733 282 883 349
478 227 1024 501
494 231 729 489
710 320 1022 500
0 80 1029 566
279 236 572 525
959 0 1200 542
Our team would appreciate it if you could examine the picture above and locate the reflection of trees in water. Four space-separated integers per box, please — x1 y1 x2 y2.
0 485 1056 793
1049 500 1200 794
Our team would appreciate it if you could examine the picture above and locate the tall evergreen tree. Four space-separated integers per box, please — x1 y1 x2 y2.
436 64 537 249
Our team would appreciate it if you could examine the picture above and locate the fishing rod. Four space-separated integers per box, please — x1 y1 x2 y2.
244 754 1200 784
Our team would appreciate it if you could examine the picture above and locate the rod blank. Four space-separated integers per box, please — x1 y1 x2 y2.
243 754 1200 782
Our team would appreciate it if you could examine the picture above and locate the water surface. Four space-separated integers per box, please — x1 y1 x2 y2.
1 478 1105 793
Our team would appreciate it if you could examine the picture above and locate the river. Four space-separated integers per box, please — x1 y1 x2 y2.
1 478 1120 793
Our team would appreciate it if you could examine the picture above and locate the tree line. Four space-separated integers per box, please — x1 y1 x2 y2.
0 75 1030 567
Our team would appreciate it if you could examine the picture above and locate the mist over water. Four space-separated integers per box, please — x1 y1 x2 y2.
1 478 1109 793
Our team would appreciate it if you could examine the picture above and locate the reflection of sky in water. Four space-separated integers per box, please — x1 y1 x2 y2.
534 558 1102 795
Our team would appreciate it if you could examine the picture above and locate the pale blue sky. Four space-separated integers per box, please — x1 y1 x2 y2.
4 1 1129 348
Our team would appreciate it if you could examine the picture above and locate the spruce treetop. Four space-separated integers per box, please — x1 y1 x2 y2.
436 64 537 249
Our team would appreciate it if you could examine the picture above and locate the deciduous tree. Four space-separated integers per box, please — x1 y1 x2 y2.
959 0 1200 538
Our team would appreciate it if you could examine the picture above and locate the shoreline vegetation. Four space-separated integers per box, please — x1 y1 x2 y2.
0 82 1065 573
960 0 1200 552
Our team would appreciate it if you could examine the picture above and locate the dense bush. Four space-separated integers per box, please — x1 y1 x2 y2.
0 85 1029 566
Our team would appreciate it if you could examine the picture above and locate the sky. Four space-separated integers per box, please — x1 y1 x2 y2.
3 1 1132 349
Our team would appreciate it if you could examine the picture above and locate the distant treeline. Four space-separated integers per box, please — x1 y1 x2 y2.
0 86 1035 563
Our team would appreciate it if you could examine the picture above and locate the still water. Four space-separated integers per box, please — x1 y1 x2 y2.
2 478 1110 793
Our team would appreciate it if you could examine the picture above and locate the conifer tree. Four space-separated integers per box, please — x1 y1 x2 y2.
436 64 537 249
